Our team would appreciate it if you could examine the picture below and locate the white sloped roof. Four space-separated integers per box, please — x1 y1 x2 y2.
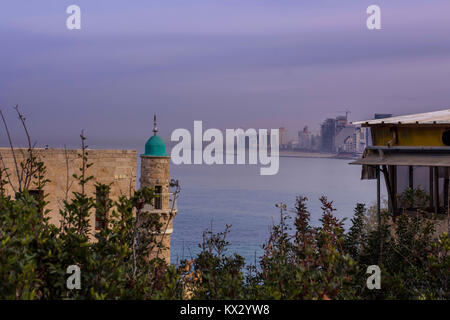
352 109 450 125
350 153 450 167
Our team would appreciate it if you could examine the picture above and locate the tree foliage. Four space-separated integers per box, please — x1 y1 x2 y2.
0 108 448 299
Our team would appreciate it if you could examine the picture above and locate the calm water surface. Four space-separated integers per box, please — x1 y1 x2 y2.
169 157 386 264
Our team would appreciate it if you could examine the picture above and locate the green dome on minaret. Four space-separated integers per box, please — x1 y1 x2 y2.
143 114 167 156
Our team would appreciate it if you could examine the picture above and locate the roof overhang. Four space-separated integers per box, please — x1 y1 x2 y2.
350 152 450 167
351 109 450 126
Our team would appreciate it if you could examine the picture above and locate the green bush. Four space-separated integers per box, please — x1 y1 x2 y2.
0 133 447 299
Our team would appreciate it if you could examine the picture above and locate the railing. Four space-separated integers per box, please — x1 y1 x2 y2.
168 192 178 211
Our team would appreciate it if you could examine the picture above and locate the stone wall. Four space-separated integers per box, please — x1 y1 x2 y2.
140 155 176 263
0 148 137 231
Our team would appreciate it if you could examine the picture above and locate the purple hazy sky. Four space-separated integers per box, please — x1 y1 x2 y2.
1 0 450 148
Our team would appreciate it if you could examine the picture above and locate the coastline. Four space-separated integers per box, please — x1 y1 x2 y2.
163 147 358 160
279 151 358 160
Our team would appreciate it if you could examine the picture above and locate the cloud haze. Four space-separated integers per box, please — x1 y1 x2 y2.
1 0 450 148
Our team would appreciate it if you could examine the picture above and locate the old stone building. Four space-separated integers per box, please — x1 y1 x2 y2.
0 117 177 263
0 148 137 228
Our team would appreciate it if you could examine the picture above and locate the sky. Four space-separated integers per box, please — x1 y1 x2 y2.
1 0 450 149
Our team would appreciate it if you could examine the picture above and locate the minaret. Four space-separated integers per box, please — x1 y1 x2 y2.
140 115 177 264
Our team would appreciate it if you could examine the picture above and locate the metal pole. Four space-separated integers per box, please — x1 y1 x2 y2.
409 166 414 190
377 165 381 226
434 166 439 214
429 167 434 211
444 168 449 210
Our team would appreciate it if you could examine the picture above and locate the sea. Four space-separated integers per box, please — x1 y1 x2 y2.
169 156 387 265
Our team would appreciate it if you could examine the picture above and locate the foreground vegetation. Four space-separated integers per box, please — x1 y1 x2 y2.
0 164 448 299
0 108 448 299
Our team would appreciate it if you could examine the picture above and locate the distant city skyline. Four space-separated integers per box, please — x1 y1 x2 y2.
1 0 450 149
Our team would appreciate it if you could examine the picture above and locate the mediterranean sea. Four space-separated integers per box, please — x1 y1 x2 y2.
169 156 387 264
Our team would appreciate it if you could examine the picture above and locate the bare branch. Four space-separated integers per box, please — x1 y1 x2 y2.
0 109 21 192
64 145 71 201
0 153 16 194
14 105 34 189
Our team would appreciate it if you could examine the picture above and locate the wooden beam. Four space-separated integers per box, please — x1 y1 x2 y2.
382 165 394 215
389 165 398 215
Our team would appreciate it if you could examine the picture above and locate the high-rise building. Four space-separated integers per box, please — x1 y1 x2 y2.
320 118 336 153
298 126 312 150
335 125 356 153
335 115 348 134
279 127 288 149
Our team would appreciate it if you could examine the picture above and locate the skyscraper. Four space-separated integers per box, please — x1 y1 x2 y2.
320 118 336 153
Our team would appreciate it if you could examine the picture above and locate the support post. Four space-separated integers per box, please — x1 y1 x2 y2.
409 166 414 190
382 165 393 216
429 167 434 211
444 168 449 210
434 166 439 214
389 165 397 216
377 165 381 226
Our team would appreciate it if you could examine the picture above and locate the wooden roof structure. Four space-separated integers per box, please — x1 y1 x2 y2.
351 109 450 217
352 109 450 126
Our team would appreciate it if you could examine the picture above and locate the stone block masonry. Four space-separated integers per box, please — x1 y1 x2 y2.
0 148 137 232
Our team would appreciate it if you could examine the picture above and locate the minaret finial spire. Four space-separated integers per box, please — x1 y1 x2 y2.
153 113 158 136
